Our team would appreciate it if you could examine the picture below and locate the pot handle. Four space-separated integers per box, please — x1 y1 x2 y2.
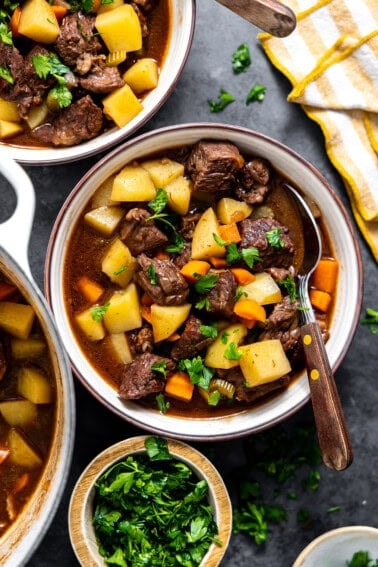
0 151 35 281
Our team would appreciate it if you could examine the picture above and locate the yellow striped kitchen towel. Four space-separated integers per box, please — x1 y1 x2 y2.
259 0 378 261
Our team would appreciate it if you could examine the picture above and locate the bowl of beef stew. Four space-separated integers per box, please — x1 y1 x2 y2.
0 154 75 565
0 1 195 165
45 123 362 440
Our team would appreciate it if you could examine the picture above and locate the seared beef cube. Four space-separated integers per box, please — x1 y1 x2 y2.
186 141 245 193
120 208 168 256
173 243 192 270
236 158 272 204
239 217 294 271
79 62 124 94
267 266 295 281
31 95 103 147
119 353 175 400
55 12 101 68
171 315 216 360
223 367 290 403
259 296 300 351
136 254 189 306
128 326 154 355
206 270 237 318
180 212 202 241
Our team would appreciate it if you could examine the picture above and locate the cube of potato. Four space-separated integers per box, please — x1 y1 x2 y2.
151 303 191 342
95 4 142 53
91 175 118 208
103 84 143 128
103 333 133 364
165 176 192 215
205 323 247 369
111 164 156 201
75 308 106 341
123 58 159 94
98 0 124 13
0 302 35 339
26 102 49 129
141 158 185 187
241 272 282 305
102 239 137 288
191 207 226 260
84 205 124 237
18 0 60 43
8 428 42 468
0 399 37 426
11 336 46 359
239 339 291 387
18 366 53 404
103 283 142 334
217 197 253 224
0 98 20 122
0 119 23 139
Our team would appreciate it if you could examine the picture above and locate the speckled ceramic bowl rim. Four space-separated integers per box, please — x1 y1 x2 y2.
0 1 196 166
68 436 232 567
45 122 363 441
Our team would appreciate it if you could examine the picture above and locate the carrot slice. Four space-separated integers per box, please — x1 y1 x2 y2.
311 258 338 293
76 276 104 303
9 7 22 37
208 257 228 269
154 250 170 261
309 289 332 312
166 332 181 342
0 281 17 301
141 305 153 324
218 222 241 244
238 317 258 330
231 268 256 285
233 298 266 322
165 372 194 402
180 260 210 283
51 5 68 20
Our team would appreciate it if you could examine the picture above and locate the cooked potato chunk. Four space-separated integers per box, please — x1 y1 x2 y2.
103 283 142 333
165 176 192 215
0 98 20 122
241 272 282 305
91 175 118 207
103 333 133 364
103 84 143 128
191 207 226 260
18 0 60 43
17 367 53 404
26 102 49 129
151 303 191 342
11 336 46 359
111 164 156 202
101 239 137 288
205 323 247 369
217 197 253 224
8 428 42 468
141 158 185 187
239 339 291 387
75 308 106 341
0 399 37 426
0 302 35 339
98 0 124 13
84 205 124 237
95 4 142 53
0 120 23 139
123 58 159 93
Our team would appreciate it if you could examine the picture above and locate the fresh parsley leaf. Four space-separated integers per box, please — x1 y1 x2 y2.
195 297 211 311
220 331 229 344
148 188 168 215
91 302 110 322
199 324 218 339
208 88 235 112
246 84 267 104
266 227 284 248
224 342 242 360
147 264 159 285
278 274 297 302
241 247 261 269
155 393 170 414
213 232 227 246
48 85 73 109
178 356 214 389
360 307 378 334
297 507 310 524
232 43 251 73
32 53 70 80
0 65 13 84
113 266 128 276
0 23 13 46
144 436 171 460
235 286 247 302
226 243 241 264
165 233 185 253
347 551 378 567
194 273 219 294
151 360 167 377
327 505 341 513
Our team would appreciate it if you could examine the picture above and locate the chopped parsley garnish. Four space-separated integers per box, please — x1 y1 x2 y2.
266 227 285 248
90 302 110 322
194 273 219 294
195 297 211 311
360 307 378 334
208 88 235 112
0 23 13 46
232 43 251 73
144 436 171 460
199 324 218 339
147 264 159 285
246 84 267 104
32 54 72 109
226 243 261 269
113 265 128 276
178 356 214 390
69 0 113 12
235 286 248 302
151 360 167 377
220 331 229 344
0 65 13 84
213 232 227 246
224 342 242 360
155 393 170 414
166 233 186 254
148 187 169 215
278 274 297 302
346 551 378 566
48 84 73 109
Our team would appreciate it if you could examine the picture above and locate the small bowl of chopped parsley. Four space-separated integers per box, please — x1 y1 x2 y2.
68 436 232 566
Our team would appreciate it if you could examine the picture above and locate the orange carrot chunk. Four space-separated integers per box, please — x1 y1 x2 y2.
311 258 338 293
154 250 170 261
141 305 153 324
9 7 22 37
309 289 332 312
218 222 241 244
165 372 194 402
77 276 104 303
231 268 256 285
51 5 68 20
233 298 266 322
208 256 228 269
180 260 210 283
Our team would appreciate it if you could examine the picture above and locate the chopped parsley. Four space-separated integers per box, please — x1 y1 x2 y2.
347 551 378 566
155 393 170 414
226 243 261 269
199 324 218 339
151 360 167 377
360 307 378 334
246 84 267 104
0 23 13 46
113 265 128 276
220 331 229 344
232 43 251 73
178 356 214 390
266 227 285 248
235 286 247 302
147 264 159 285
224 342 242 360
90 302 110 322
194 273 219 294
166 233 186 254
278 274 297 302
213 232 227 246
195 297 211 311
148 187 169 215
0 65 13 84
208 88 235 112
32 53 72 109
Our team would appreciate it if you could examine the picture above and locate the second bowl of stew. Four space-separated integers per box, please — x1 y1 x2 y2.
45 123 363 440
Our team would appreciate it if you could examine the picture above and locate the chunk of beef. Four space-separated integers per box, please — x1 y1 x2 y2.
259 295 301 355
119 353 175 399
180 212 202 241
31 95 103 147
131 3 149 36
55 12 101 68
79 62 124 93
239 217 294 271
222 367 290 403
136 253 189 306
128 326 154 355
267 266 296 282
171 315 216 360
186 141 245 193
206 270 237 318
120 208 168 255
172 243 192 270
236 158 272 204
132 0 157 11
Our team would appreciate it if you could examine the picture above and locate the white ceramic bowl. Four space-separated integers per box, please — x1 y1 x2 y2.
293 526 378 567
45 123 363 441
68 436 232 567
0 153 75 566
0 2 195 166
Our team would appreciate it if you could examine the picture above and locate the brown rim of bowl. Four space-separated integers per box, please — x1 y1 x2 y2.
68 436 232 567
44 122 363 440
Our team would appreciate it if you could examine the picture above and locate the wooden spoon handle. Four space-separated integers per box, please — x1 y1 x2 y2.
215 0 296 37
301 322 353 471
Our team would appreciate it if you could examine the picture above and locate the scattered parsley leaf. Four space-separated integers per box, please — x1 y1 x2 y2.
194 273 219 294
278 274 297 302
165 233 185 254
90 302 110 322
178 356 214 389
225 243 241 265
232 43 251 73
0 23 13 46
360 307 378 334
347 551 378 567
148 188 168 215
147 264 159 285
241 247 261 269
246 84 267 104
32 53 70 80
224 342 242 360
208 390 221 406
0 65 13 84
297 507 310 524
235 286 248 302
155 393 170 414
199 324 218 339
144 436 171 461
327 505 341 513
151 360 167 377
220 331 229 345
213 232 227 246
208 88 235 112
195 297 211 311
266 227 285 248
113 265 128 276
48 85 72 109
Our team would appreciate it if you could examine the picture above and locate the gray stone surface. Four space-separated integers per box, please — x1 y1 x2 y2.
1 2 378 565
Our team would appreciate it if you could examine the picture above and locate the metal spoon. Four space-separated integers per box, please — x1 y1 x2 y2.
283 183 353 471
214 0 296 37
